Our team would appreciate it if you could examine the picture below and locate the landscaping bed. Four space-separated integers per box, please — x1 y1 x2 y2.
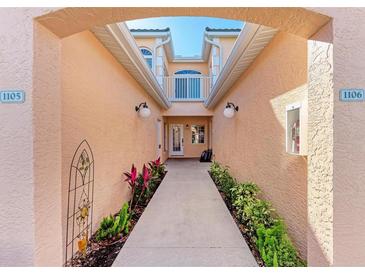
209 174 265 267
209 162 306 267
65 158 166 267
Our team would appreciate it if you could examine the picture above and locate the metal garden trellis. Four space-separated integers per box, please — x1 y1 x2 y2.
65 140 95 265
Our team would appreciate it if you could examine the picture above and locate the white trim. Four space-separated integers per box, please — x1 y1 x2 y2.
172 58 206 63
156 119 162 159
285 102 303 156
169 124 184 156
169 98 205 102
286 102 302 111
131 31 170 38
92 23 171 109
205 23 278 108
191 124 206 145
205 31 241 37
153 36 171 75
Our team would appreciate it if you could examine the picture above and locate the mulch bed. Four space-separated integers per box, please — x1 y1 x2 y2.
65 172 166 267
208 171 265 267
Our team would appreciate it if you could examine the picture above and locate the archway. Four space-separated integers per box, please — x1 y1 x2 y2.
31 7 334 266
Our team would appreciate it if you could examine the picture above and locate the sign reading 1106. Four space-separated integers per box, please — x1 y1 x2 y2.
340 89 365 102
0 90 25 104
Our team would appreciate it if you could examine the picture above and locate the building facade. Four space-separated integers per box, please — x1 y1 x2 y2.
0 7 364 267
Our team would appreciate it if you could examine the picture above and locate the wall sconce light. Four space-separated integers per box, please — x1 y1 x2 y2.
135 102 151 119
223 102 239 118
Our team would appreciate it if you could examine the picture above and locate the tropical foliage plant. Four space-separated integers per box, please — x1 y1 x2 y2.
95 158 166 243
148 157 166 179
209 161 305 267
256 221 306 267
96 203 131 241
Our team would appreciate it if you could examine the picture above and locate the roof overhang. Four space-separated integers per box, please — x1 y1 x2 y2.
91 23 171 109
205 23 278 109
130 26 242 63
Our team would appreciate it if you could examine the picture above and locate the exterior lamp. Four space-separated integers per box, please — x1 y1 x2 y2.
135 102 151 119
223 102 239 118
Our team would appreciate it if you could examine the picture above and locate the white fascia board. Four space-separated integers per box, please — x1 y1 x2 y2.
205 31 241 37
131 31 170 38
205 23 270 109
171 58 206 63
108 23 171 109
162 40 175 62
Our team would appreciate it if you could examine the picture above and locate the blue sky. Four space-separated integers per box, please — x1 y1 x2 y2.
126 17 244 57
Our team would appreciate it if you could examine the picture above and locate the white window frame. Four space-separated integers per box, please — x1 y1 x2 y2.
191 125 205 144
140 47 153 69
285 102 301 155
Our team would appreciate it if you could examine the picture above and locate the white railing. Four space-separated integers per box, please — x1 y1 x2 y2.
162 75 212 101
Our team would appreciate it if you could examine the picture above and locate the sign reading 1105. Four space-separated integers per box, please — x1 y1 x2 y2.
340 89 365 102
0 90 25 104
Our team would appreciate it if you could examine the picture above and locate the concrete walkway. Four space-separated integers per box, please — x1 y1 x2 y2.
113 159 257 267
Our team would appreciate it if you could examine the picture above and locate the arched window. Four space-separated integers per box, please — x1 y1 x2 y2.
175 70 201 75
174 70 202 99
140 47 153 69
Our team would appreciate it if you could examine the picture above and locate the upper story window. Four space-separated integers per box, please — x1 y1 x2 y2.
174 70 202 99
140 47 153 69
175 70 201 75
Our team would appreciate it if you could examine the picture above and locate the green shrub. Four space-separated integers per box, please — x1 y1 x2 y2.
230 183 260 202
96 203 131 241
256 220 306 267
230 183 274 238
243 199 275 238
210 162 237 200
210 162 306 266
117 202 131 234
96 215 117 241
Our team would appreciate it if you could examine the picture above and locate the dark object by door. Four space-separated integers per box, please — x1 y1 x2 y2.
200 149 212 162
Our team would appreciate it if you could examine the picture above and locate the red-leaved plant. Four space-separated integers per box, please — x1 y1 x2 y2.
123 164 138 212
148 157 166 179
124 163 152 212
142 164 151 190
151 157 161 167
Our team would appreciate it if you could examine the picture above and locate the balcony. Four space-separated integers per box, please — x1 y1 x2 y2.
162 75 212 102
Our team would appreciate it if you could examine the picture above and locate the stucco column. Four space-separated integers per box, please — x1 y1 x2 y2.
330 9 365 266
0 8 62 266
309 8 365 266
307 35 334 266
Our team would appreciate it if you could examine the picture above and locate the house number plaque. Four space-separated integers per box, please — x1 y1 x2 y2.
340 89 365 102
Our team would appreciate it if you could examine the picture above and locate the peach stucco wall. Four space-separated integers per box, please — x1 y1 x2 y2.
61 30 162 263
133 37 156 51
3 6 365 267
310 8 365 266
212 32 308 258
0 8 45 266
219 37 238 66
168 62 209 75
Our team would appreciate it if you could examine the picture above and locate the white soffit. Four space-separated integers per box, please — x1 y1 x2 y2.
91 23 170 109
205 23 278 108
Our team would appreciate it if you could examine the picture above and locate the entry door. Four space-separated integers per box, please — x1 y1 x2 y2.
156 119 162 159
170 124 184 156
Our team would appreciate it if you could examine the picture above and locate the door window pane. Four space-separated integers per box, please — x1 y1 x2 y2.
173 126 181 151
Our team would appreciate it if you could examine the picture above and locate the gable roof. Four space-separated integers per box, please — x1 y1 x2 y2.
205 27 242 32
129 26 241 62
130 27 170 33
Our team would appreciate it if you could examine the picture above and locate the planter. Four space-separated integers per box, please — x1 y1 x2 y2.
65 171 167 267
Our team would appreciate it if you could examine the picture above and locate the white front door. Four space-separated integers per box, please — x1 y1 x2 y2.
156 119 162 159
170 124 184 156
